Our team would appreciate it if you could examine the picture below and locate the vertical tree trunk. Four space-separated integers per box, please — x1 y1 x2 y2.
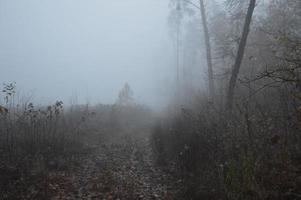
226 0 256 110
199 0 215 100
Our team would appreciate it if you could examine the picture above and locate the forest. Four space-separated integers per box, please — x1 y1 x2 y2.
0 0 301 199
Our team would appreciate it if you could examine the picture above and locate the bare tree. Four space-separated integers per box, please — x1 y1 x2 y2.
199 0 215 100
226 0 256 109
169 0 215 100
117 83 134 106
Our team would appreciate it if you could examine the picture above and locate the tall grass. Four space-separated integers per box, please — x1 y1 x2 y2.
0 82 154 198
151 88 301 199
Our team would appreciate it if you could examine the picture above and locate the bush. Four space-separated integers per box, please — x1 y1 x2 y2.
151 97 301 199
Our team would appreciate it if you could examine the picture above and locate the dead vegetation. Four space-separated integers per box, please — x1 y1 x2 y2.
150 0 301 199
0 83 154 199
1 0 301 199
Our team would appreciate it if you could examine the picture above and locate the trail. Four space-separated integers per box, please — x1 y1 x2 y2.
50 132 180 200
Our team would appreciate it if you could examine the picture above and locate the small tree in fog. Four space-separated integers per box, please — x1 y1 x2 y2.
117 83 134 106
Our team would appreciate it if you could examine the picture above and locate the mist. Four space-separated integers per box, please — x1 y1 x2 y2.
0 0 177 107
1 0 300 199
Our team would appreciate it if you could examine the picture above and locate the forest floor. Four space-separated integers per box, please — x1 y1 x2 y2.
44 131 182 200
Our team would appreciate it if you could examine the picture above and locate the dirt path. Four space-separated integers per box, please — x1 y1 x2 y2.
50 132 180 200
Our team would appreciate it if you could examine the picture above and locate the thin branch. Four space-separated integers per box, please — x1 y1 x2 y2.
182 0 201 10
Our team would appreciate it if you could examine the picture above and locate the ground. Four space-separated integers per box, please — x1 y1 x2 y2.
45 132 181 200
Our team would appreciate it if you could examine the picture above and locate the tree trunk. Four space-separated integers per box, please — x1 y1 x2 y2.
226 0 256 110
199 0 215 100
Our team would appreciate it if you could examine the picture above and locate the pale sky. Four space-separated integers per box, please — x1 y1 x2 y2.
0 0 176 107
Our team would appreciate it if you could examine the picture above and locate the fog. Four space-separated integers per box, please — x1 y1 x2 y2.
1 1 301 199
0 0 179 107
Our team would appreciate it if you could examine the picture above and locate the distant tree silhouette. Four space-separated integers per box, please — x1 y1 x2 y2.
117 83 134 106
199 0 215 100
